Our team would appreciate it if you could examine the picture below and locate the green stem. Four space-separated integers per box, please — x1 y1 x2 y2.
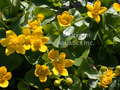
71 15 89 25
111 17 120 31
102 13 106 30
0 20 9 29
97 31 103 45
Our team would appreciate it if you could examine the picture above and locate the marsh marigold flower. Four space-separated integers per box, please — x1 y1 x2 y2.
0 66 12 88
0 30 25 56
28 20 40 30
86 0 107 23
37 13 44 22
34 64 50 82
113 3 120 11
100 68 115 88
30 27 49 52
48 49 74 76
22 27 34 50
57 11 74 26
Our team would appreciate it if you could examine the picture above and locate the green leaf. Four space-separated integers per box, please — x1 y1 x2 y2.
25 69 43 90
0 47 24 72
43 24 59 35
63 26 74 36
74 44 90 66
24 50 43 65
17 81 30 90
0 0 9 10
0 28 6 39
98 46 106 60
33 7 55 25
2 6 19 20
69 8 89 27
52 35 74 48
88 79 99 88
114 34 120 42
77 57 99 79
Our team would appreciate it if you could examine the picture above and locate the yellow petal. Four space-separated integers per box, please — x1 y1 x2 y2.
69 15 74 23
86 4 94 11
23 43 31 50
59 22 71 26
32 28 43 39
23 27 31 36
17 35 25 44
52 67 59 76
94 0 101 10
34 67 40 77
5 47 16 56
62 11 69 15
4 72 12 80
87 11 93 18
106 67 113 76
31 44 38 52
39 75 47 82
6 30 17 38
64 59 74 67
98 7 107 14
0 38 9 47
113 3 120 11
0 80 9 88
57 15 61 23
41 37 49 44
59 52 66 63
48 49 59 60
93 15 100 23
52 60 58 67
16 45 25 54
0 66 7 75
39 44 47 52
35 64 41 69
59 68 68 76
37 13 44 22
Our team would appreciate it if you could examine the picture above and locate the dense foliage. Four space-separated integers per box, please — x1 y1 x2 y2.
0 0 120 90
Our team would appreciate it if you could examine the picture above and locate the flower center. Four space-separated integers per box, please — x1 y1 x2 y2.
57 63 65 71
0 74 5 81
93 9 99 15
8 38 18 48
34 39 42 48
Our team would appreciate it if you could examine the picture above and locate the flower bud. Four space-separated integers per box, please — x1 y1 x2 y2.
65 78 73 86
44 88 50 90
115 65 120 71
54 80 61 86
48 72 54 79
100 66 106 73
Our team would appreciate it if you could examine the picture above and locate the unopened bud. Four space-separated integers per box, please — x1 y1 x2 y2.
48 72 54 79
54 80 61 86
44 88 50 90
65 78 73 86
100 66 106 73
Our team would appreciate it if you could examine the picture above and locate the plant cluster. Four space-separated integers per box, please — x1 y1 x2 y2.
1 0 120 90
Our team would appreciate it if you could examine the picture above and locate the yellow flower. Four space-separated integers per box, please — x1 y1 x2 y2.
0 11 1 20
48 49 74 76
28 20 40 30
34 64 50 82
0 66 12 88
48 49 59 60
112 65 120 76
22 27 34 50
0 30 25 56
57 11 74 26
100 74 112 88
30 27 49 52
113 3 120 11
86 0 107 23
100 68 115 88
44 88 50 90
37 13 44 22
